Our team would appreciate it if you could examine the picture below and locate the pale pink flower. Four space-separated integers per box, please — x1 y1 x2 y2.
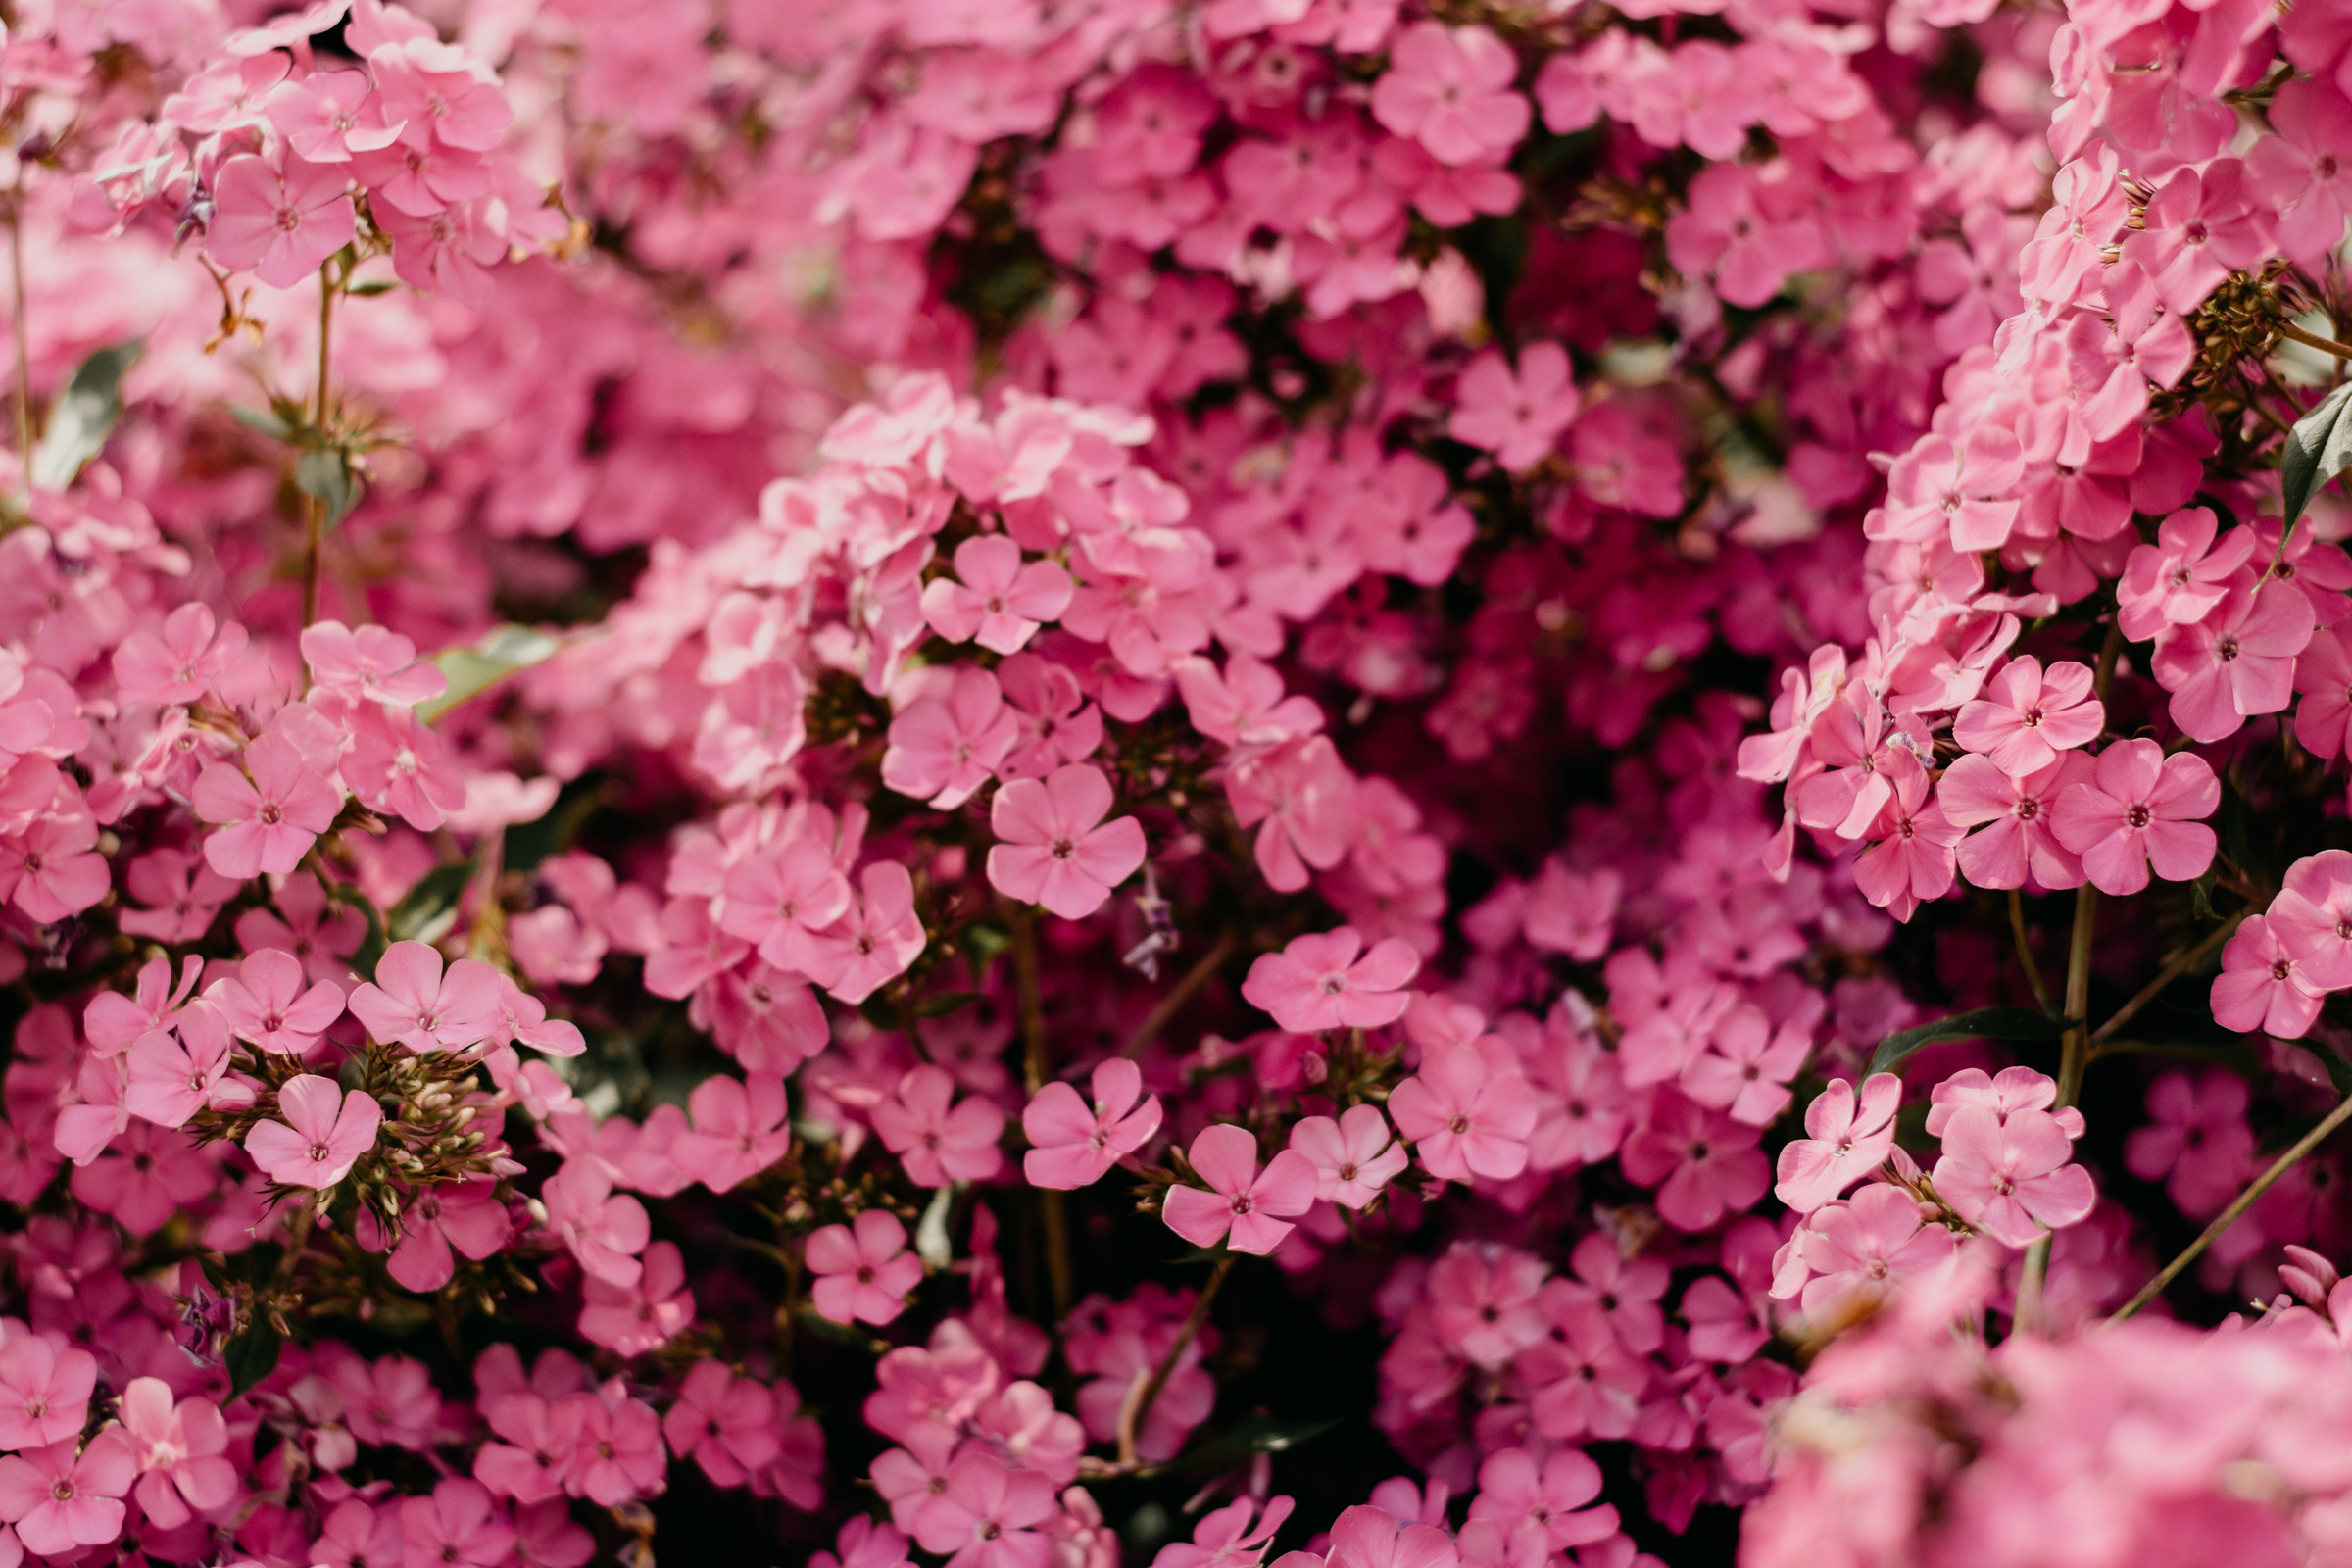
2050 738 2219 896
1939 752 2089 892
1679 1004 1809 1126
1022 1058 1163 1189
800 863 927 1005
873 1064 1004 1187
922 536 1073 655
0 1336 97 1449
124 1003 247 1128
1851 768 1963 921
719 838 854 974
117 1378 235 1529
267 69 406 163
1387 1043 1538 1183
1370 24 1530 166
986 763 1147 920
883 667 1022 808
2153 581 2316 743
808 1209 924 1325
1775 1073 1902 1212
111 604 247 706
1466 1447 1618 1554
349 940 506 1053
1287 1104 1408 1208
206 153 356 287
244 1073 383 1188
0 1434 135 1557
191 730 342 878
344 702 469 830
2211 913 2327 1038
1227 734 1355 893
1932 1105 2096 1248
300 620 449 706
1952 657 2103 776
1447 343 1580 472
1161 1123 1317 1255
1241 927 1419 1034
208 948 345 1054
2116 507 2256 642
2270 848 2352 988
1788 1184 1957 1318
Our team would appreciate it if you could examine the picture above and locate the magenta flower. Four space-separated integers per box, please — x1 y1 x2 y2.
111 603 247 707
2211 913 2327 1039
348 940 506 1053
882 667 1022 808
921 536 1073 655
191 730 342 879
1370 24 1530 166
1387 1043 1539 1183
1288 1104 1408 1209
1241 926 1419 1034
400 1478 515 1568
117 1378 235 1529
2050 738 2219 896
0 1434 135 1557
1952 656 2104 775
1162 1123 1317 1255
1022 1057 1163 1189
2152 581 2316 743
808 1209 925 1326
1447 343 1581 472
244 1073 383 1189
1775 1073 1902 1213
872 1064 1005 1187
0 1335 97 1449
800 862 927 1005
1620 1091 1771 1232
208 947 345 1054
2270 848 2352 988
1932 1105 2096 1248
205 153 356 287
910 1449 1058 1568
986 762 1148 921
662 1361 783 1489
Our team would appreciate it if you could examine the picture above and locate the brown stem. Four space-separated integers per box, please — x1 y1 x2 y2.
1120 930 1235 1059
2112 1091 2352 1321
301 262 336 645
2088 909 2247 1050
1116 1253 1232 1467
1008 905 1069 1318
2008 888 2054 1014
9 194 28 506
2278 318 2352 361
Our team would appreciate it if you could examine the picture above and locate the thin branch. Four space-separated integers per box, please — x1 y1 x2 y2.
2008 888 2054 1014
2112 1091 2352 1321
2278 318 2352 361
301 261 336 643
1115 1253 1233 1467
9 189 28 507
2088 909 2247 1049
1120 930 1236 1059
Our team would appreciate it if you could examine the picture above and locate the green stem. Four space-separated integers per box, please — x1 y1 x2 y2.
2088 909 2247 1049
301 262 336 642
1120 929 1234 1058
2112 1091 2352 1321
1008 904 1069 1318
9 194 28 506
1117 1253 1232 1467
2009 888 2054 1014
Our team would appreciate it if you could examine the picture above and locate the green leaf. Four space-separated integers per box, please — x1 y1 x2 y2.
346 279 398 297
385 859 476 947
224 1318 282 1398
914 990 981 1019
326 882 390 982
1165 1415 1338 1475
294 447 361 528
416 623 563 724
1868 1006 2071 1076
230 404 292 441
30 342 140 489
2282 378 2352 530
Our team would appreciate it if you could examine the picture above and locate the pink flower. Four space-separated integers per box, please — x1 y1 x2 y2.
1447 343 1580 473
1321 1503 1460 1568
2116 507 2256 642
1287 1104 1408 1208
579 1240 696 1355
1620 1091 1771 1231
2121 159 2271 315
267 69 406 163
800 863 927 1005
873 1064 1005 1187
1162 1123 1317 1255
883 667 1022 808
1387 1043 1538 1183
192 730 343 878
674 1071 792 1192
0 800 114 924
1466 1447 1618 1554
662 1361 781 1489
808 1209 924 1326
236 874 367 983
1521 861 1620 960
1370 24 1530 166
719 838 854 973
1678 1004 1808 1127
111 603 247 706
1952 657 2104 776
1788 1184 1957 1318
0 1336 97 1449
1939 752 2089 892
244 1073 383 1188
400 1478 515 1568
2126 1069 2255 1220
206 153 356 287
1775 1073 1902 1213
208 948 345 1054
299 621 449 707
343 703 469 830
1241 927 1419 1034
2270 849 2352 988
117 1378 235 1529
911 1450 1057 1568
554 1390 664 1504
369 1178 513 1292
1932 1105 2096 1248
124 1003 245 1128
1552 1230 1670 1352
922 537 1073 655
2211 914 2327 1039
1022 1057 1163 1189
986 763 1148 921
1877 429 2024 551
2153 580 2316 743
1227 735 1356 893
0 1434 135 1557
118 848 239 944
372 39 514 152
2049 739 2219 896
2296 623 2352 760
1155 1496 1295 1568
349 940 506 1053
1851 768 1963 921
543 1159 650 1287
